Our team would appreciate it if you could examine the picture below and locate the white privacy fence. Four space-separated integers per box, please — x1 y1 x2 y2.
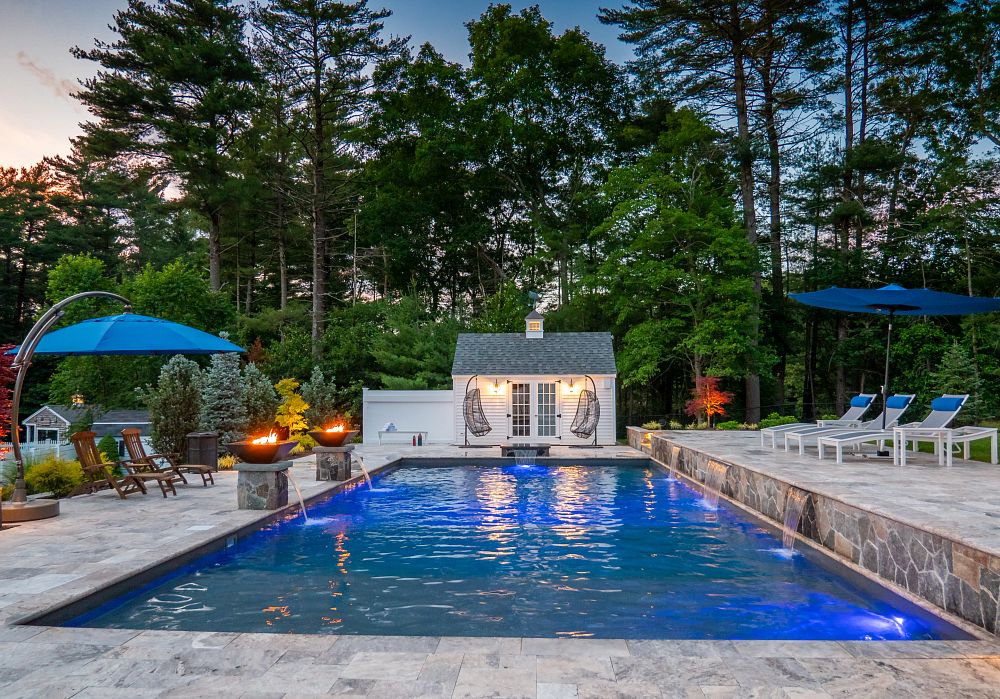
362 388 455 444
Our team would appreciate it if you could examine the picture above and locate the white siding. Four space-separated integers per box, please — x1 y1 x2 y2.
362 388 455 444
453 375 617 446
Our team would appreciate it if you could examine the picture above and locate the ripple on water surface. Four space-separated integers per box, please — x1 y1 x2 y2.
70 463 969 640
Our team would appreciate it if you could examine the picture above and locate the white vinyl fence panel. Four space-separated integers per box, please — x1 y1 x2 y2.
362 388 454 444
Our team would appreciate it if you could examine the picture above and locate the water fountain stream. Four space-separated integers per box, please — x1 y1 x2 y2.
285 467 308 522
354 456 373 490
701 462 728 509
781 488 810 550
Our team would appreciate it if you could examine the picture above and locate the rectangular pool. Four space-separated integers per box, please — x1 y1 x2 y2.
60 462 971 640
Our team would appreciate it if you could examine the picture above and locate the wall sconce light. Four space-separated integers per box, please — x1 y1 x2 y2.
564 378 577 394
489 378 503 394
71 393 85 405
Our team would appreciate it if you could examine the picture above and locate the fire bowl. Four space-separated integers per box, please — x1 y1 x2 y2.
308 429 360 448
225 439 299 464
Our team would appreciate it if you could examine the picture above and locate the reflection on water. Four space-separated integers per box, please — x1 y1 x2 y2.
70 464 968 641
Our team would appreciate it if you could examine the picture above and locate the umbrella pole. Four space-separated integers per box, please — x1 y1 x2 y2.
878 311 894 456
6 292 131 507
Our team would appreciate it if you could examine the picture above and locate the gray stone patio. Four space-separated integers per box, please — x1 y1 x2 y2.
0 442 998 697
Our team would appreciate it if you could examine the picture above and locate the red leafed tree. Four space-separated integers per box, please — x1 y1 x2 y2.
0 344 16 443
685 376 734 428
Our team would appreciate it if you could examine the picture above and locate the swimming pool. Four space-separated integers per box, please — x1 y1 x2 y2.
64 462 970 640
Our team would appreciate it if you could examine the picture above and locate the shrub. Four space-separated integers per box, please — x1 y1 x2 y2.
640 420 663 430
302 366 341 428
275 378 309 435
200 340 248 443
217 454 238 471
758 412 798 429
292 432 318 455
243 363 278 434
24 456 86 498
668 420 683 430
142 355 202 456
97 435 120 463
715 420 743 430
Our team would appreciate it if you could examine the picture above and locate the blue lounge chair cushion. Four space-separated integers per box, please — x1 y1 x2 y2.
850 395 873 408
886 395 911 409
931 396 964 412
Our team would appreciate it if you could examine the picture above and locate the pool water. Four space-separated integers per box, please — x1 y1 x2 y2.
68 463 969 639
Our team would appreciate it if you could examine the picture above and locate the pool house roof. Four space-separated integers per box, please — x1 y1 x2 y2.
451 332 616 376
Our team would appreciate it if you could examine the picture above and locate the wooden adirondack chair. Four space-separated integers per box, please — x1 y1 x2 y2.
121 428 215 487
72 431 178 498
69 430 147 499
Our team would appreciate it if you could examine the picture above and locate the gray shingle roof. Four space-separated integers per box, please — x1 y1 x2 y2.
452 332 616 376
24 405 91 425
92 410 151 438
93 410 150 425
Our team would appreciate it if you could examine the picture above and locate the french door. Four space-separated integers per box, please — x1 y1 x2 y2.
509 381 558 440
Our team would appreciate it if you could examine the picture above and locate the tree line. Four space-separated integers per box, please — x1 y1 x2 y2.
1 0 998 428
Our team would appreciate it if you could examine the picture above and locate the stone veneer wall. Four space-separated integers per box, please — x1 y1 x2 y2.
627 427 1000 636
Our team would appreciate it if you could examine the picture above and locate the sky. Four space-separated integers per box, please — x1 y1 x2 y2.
0 0 634 169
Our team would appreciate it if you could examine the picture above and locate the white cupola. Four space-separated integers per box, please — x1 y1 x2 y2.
525 309 544 338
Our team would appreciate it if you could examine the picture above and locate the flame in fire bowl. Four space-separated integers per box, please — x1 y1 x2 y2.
308 428 360 447
225 438 299 464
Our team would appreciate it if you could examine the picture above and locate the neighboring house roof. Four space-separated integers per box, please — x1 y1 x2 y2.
22 404 92 426
93 410 150 425
91 409 151 439
452 332 616 376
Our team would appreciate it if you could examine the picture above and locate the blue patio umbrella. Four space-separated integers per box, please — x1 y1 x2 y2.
7 313 245 355
790 284 1000 430
3 292 246 521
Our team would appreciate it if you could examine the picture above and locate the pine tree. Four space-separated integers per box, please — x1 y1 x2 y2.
72 0 257 290
243 363 279 435
301 366 339 427
141 355 202 456
200 339 248 443
931 342 984 424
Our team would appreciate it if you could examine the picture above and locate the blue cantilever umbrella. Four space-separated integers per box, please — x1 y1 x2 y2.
790 284 1000 430
7 313 244 355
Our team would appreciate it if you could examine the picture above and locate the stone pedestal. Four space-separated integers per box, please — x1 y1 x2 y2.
315 445 354 481
234 461 290 510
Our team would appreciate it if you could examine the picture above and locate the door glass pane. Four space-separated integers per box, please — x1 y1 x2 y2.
511 383 530 437
537 383 556 437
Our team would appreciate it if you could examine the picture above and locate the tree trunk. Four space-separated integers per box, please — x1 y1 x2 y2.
277 226 288 310
760 20 785 413
209 209 222 291
312 178 326 360
731 14 761 425
835 317 848 415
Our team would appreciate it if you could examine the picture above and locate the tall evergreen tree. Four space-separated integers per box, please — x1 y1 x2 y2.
72 0 258 291
253 0 405 357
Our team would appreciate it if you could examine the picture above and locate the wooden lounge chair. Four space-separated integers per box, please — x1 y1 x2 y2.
73 430 178 498
69 430 148 499
121 428 215 487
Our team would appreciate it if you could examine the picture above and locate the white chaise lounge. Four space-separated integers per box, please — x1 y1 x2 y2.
817 395 968 465
892 395 998 467
783 394 915 454
759 393 877 448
